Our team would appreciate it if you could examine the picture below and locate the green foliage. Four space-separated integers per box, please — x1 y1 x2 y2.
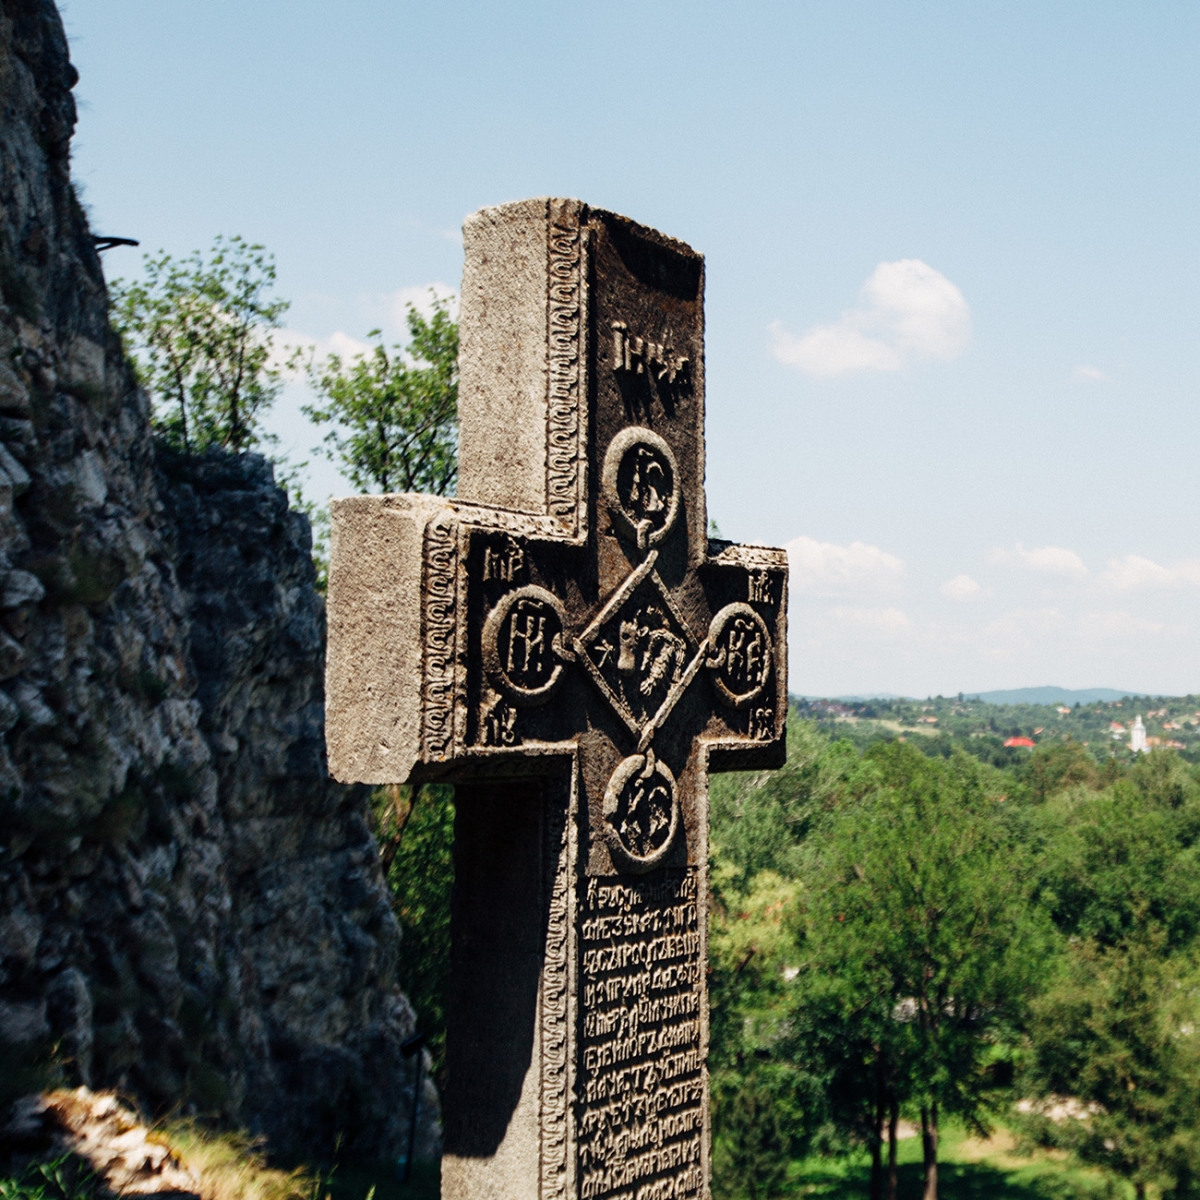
296 296 458 496
804 744 1046 1170
1023 936 1200 1199
710 719 874 889
709 723 883 1196
711 1061 808 1200
0 1156 103 1200
709 866 824 1198
710 707 1200 1200
372 783 455 1085
1034 760 1200 950
111 236 289 452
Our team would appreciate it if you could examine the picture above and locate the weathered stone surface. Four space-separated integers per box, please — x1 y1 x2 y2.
0 0 438 1163
328 200 789 1200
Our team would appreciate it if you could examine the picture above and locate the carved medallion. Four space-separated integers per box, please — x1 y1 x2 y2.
705 602 772 709
603 751 679 873
577 561 700 738
602 426 681 552
483 585 568 704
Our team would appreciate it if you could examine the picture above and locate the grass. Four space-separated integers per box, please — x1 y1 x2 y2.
158 1123 322 1200
0 1105 439 1200
322 1159 439 1200
780 1123 1130 1199
0 1156 105 1200
159 1126 441 1200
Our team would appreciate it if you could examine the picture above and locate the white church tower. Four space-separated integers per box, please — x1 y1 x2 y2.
1130 714 1148 753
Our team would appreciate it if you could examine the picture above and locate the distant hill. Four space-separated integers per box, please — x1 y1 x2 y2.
965 686 1141 706
797 688 1152 705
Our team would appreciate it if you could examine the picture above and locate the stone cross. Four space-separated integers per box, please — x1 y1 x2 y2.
326 199 789 1200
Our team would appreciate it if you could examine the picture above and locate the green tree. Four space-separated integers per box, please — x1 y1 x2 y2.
792 896 917 1200
373 783 456 1086
111 235 288 452
1019 751 1200 1198
708 721 881 1198
1021 740 1099 804
803 744 1044 1200
709 866 822 1200
1034 755 1200 951
296 295 458 495
1024 935 1200 1200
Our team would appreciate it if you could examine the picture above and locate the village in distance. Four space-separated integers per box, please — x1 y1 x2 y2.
796 688 1200 763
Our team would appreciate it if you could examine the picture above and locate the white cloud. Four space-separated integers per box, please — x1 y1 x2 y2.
274 280 458 377
989 543 1089 580
785 536 904 597
1100 555 1200 592
1101 555 1176 591
770 259 970 377
980 608 1066 658
771 321 901 375
940 574 991 602
387 282 458 329
827 606 912 635
1073 365 1108 383
1076 611 1165 641
979 605 1165 658
274 328 374 377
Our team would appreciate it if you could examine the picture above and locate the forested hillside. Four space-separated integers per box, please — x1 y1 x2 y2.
709 711 1200 1199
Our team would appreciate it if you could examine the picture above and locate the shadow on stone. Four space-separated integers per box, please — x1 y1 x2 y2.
441 780 549 1157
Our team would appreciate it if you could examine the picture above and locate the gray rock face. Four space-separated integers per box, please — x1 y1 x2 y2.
0 0 438 1162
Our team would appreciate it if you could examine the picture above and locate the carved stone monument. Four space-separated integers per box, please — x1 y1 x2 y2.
325 199 789 1200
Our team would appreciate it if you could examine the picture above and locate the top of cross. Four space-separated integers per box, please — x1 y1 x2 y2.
325 199 787 874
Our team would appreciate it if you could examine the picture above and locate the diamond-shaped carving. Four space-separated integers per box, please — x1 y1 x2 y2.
574 556 702 744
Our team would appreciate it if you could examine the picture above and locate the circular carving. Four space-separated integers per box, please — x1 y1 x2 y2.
705 603 772 709
603 752 679 873
602 427 681 552
483 585 568 704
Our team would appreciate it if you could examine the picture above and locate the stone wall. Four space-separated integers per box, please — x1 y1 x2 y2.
0 0 438 1161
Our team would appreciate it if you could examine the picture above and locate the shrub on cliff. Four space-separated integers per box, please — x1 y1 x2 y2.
293 294 458 497
110 236 288 453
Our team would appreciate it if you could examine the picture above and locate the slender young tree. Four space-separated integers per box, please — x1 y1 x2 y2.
803 744 1045 1200
111 236 288 452
1025 934 1200 1200
296 294 458 496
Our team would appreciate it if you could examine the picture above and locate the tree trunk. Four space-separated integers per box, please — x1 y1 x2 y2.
870 1131 882 1200
1135 1184 1146 1200
870 1055 885 1200
887 1098 899 1200
921 1102 938 1200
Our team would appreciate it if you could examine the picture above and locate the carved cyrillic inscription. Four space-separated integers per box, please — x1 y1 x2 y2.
579 870 704 1200
483 534 525 582
547 202 582 527
611 321 689 387
747 568 776 606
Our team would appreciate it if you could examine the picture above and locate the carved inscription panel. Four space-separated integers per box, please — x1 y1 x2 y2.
578 870 705 1200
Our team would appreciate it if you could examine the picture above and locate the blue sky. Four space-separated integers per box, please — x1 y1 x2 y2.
61 1 1200 697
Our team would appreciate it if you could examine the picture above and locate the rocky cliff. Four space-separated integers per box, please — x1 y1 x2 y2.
0 0 437 1161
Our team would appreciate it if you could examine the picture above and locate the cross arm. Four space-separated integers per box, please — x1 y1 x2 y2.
325 493 575 786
